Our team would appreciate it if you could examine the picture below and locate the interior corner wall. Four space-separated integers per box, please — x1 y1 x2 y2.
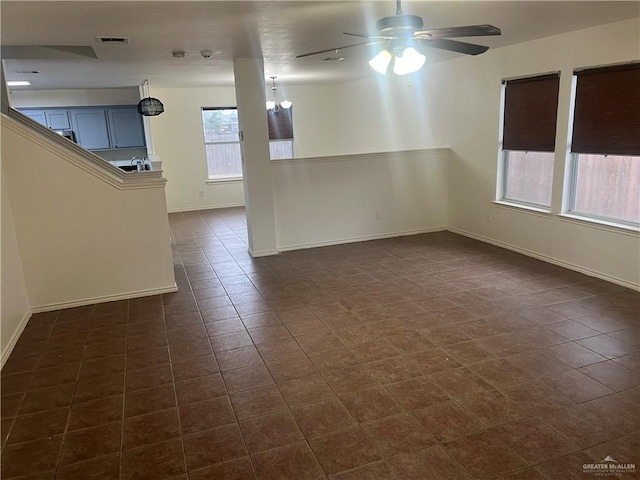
441 18 640 288
1 166 30 363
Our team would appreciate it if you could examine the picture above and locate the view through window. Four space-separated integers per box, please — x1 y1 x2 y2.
202 108 242 180
202 107 294 180
503 151 555 207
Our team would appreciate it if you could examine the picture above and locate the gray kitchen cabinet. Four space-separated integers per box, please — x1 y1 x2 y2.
19 105 146 151
44 110 71 130
108 108 145 148
20 108 70 130
71 109 111 150
21 109 47 126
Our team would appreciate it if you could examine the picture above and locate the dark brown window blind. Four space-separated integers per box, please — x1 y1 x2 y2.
267 108 293 140
571 63 640 156
502 73 560 152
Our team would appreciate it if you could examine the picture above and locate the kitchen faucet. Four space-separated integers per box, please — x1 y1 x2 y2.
130 156 145 171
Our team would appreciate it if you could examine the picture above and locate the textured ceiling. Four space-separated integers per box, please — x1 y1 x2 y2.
2 1 639 89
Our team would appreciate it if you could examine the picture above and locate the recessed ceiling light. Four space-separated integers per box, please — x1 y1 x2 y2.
7 81 31 86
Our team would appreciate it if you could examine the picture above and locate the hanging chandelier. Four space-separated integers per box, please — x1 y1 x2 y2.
137 79 165 116
266 76 292 114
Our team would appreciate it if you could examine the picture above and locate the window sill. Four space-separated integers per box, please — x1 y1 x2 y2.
558 213 639 236
206 177 243 185
492 200 552 218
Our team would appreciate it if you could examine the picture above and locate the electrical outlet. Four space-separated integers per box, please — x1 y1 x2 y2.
198 190 204 198
376 212 381 220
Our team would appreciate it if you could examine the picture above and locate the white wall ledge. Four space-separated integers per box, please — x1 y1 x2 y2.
492 200 552 218
558 213 639 237
271 148 451 166
206 177 243 185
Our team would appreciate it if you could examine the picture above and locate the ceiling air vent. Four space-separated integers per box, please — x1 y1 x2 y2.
96 37 129 44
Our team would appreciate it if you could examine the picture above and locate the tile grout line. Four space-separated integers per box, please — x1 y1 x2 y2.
118 300 131 480
165 232 197 480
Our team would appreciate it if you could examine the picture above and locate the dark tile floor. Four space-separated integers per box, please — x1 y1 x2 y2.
1 207 639 479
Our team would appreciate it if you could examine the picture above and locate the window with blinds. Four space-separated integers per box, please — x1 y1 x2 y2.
499 73 560 208
567 63 640 227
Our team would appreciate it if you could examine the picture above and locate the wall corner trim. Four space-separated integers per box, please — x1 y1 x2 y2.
1 309 32 368
277 227 448 253
248 248 279 257
30 284 179 314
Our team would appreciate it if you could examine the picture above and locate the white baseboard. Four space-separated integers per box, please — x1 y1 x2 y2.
30 284 178 314
1 309 32 368
248 248 279 257
448 227 640 292
167 203 245 214
277 227 447 253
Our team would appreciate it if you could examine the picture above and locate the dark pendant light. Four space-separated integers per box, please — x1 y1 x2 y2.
137 79 164 116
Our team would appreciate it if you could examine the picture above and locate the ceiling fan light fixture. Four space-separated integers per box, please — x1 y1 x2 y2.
280 100 292 109
393 47 426 75
266 100 276 109
369 49 393 75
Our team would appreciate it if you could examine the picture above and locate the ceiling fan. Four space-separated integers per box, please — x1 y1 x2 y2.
296 0 501 75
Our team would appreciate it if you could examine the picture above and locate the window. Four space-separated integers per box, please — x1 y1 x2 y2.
267 107 294 159
202 108 242 180
499 73 560 208
566 63 640 227
202 107 294 180
269 140 294 160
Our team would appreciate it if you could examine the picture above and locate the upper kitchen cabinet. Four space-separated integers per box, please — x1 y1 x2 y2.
108 107 146 149
18 105 146 151
22 109 46 126
44 110 71 130
20 108 70 130
71 109 111 150
71 106 146 151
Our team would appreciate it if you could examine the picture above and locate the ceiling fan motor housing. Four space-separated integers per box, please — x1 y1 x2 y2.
376 15 424 37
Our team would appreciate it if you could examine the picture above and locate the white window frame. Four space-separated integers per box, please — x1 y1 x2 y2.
202 107 243 182
562 152 640 231
559 73 640 232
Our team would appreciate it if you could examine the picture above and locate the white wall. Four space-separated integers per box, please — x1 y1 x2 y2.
439 18 640 288
273 149 449 250
9 87 140 107
1 167 30 364
148 86 245 212
147 77 451 212
334 72 452 155
278 84 340 159
2 115 176 310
